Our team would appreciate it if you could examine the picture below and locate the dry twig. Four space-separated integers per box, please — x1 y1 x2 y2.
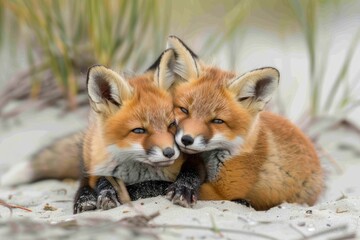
105 176 131 205
119 211 160 227
0 199 32 214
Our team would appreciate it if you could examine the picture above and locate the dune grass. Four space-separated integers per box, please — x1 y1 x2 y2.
0 0 359 119
1 0 170 109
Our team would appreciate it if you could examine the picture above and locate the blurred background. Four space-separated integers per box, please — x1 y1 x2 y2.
0 0 360 193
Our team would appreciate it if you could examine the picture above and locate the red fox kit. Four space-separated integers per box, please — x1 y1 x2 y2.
0 49 183 213
1 47 207 212
165 36 324 210
73 49 189 213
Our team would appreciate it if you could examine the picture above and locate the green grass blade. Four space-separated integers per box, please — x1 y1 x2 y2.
324 28 360 112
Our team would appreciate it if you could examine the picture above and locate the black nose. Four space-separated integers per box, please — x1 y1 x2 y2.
163 147 175 158
181 135 194 146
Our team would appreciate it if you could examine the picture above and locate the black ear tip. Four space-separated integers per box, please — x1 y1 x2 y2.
163 48 175 58
161 48 175 57
270 67 280 78
145 49 175 73
271 68 280 83
254 67 280 81
145 52 164 72
167 36 198 59
164 48 174 53
267 67 280 83
168 35 179 40
87 64 103 72
86 64 105 85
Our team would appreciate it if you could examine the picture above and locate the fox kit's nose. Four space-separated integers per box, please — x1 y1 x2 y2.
181 135 194 146
163 147 175 158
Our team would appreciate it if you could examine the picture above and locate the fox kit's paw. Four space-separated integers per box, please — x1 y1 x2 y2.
166 168 202 208
96 177 120 210
96 189 120 210
233 199 251 208
73 186 97 214
166 181 198 208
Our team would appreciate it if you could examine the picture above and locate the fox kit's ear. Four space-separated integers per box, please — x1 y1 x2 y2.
87 65 133 114
148 49 176 91
228 67 279 111
166 35 201 81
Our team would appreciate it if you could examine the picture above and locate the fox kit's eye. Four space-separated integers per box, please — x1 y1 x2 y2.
168 120 176 128
180 107 189 114
131 128 146 134
211 119 224 124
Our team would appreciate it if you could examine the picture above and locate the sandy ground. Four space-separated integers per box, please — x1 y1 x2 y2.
1 182 359 240
0 105 360 240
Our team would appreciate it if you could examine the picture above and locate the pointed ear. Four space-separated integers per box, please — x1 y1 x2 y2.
87 65 133 114
166 35 201 80
146 49 177 91
228 67 279 111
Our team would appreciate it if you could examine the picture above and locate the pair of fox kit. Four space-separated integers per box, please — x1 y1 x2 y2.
1 36 323 212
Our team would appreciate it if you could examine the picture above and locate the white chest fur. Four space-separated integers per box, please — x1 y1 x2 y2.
112 161 174 185
91 144 176 185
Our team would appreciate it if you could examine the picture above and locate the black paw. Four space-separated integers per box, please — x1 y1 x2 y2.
165 182 197 208
73 186 97 214
95 177 121 210
233 199 251 208
97 189 120 210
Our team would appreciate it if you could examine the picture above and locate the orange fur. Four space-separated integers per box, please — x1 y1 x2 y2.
164 36 323 210
82 64 183 189
174 66 323 210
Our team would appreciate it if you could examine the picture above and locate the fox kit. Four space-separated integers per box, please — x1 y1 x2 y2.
73 49 189 213
0 49 183 212
164 36 324 210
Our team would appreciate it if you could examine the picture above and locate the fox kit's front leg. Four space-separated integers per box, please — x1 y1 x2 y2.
96 177 121 210
74 176 98 214
74 175 120 213
75 176 175 213
166 154 206 207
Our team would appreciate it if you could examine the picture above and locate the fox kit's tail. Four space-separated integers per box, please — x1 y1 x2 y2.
1 132 83 186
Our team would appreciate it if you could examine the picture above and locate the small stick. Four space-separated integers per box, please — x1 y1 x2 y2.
119 211 161 227
105 177 131 205
105 177 157 220
0 199 32 213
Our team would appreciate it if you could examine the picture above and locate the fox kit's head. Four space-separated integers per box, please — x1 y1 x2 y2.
87 49 179 168
164 36 279 154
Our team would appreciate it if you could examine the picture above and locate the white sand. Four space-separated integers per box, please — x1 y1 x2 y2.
1 106 360 239
1 179 359 239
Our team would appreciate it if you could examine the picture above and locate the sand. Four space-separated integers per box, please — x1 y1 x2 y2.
0 179 359 240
